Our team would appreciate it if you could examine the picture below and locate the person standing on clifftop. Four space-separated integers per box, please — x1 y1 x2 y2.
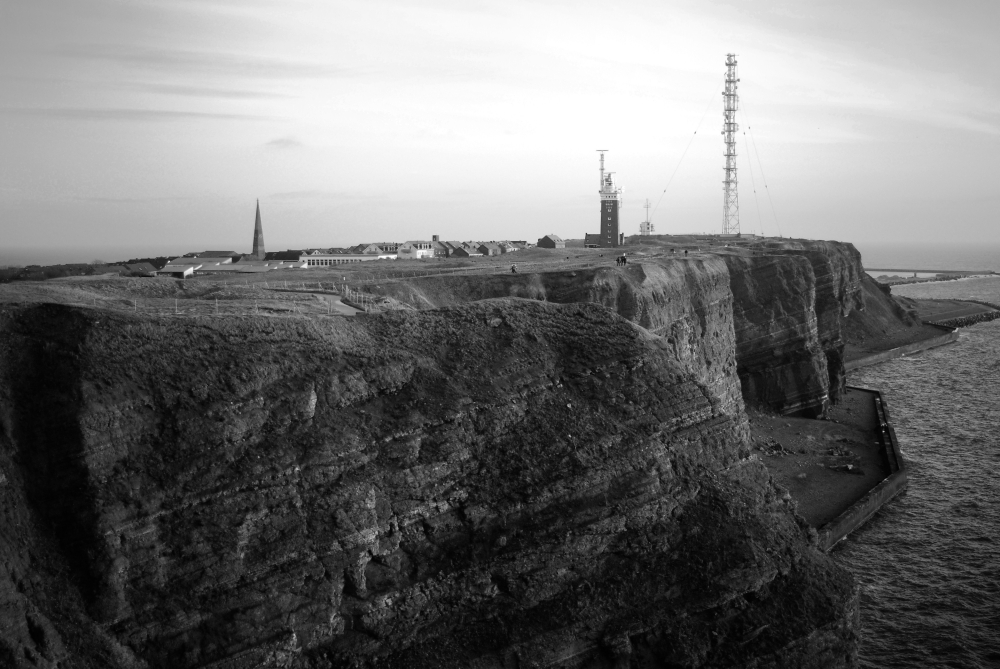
510 264 517 274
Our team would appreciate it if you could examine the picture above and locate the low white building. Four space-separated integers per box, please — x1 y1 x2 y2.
299 254 387 267
196 260 305 274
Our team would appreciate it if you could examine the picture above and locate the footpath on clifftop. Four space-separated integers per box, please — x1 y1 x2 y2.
0 236 931 668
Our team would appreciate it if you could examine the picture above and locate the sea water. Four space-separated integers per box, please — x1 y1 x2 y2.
837 276 1000 668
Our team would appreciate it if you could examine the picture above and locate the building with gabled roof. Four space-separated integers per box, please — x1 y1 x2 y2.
537 234 565 249
432 240 458 257
477 242 502 256
450 243 483 258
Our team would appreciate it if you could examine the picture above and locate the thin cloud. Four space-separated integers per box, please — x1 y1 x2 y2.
265 136 303 149
59 44 353 80
129 83 292 99
269 190 339 200
0 108 274 121
70 195 203 203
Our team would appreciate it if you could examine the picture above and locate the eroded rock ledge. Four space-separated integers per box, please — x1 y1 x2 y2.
0 298 857 668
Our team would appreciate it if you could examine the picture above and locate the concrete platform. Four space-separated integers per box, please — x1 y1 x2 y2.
751 387 906 550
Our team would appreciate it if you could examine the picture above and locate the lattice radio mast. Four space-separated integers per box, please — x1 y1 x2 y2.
722 54 740 234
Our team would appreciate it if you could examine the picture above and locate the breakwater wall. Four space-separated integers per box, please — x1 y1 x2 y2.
817 387 907 552
930 312 1000 328
844 323 958 371
927 300 1000 329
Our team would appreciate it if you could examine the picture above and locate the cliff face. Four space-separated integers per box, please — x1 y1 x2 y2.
369 240 866 416
0 300 857 668
372 257 744 425
754 241 865 406
720 253 828 415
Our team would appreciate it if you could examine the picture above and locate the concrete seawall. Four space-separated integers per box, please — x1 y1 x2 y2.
817 387 907 552
844 323 958 371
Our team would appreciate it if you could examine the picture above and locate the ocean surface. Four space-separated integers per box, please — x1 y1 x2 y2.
837 273 1000 668
854 243 1000 274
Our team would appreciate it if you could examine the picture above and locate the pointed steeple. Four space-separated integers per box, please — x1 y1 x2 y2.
252 199 265 260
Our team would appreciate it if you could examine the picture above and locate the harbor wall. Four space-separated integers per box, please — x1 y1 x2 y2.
844 323 958 371
817 387 907 552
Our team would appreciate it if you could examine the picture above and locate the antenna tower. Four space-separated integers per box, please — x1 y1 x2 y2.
640 199 654 235
722 54 740 234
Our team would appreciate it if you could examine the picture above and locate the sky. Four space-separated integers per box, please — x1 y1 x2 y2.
1 0 998 265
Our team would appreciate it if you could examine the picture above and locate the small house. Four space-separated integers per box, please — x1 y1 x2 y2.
537 234 565 249
433 240 457 258
477 242 502 257
450 243 483 258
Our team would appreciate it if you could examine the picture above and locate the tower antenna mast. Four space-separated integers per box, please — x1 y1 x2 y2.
722 54 740 235
597 149 608 190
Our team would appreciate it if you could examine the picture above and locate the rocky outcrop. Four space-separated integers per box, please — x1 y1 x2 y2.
0 300 858 667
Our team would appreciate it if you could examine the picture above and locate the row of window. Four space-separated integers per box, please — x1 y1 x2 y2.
306 258 364 266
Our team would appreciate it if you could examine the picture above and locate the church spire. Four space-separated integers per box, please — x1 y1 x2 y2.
252 199 265 260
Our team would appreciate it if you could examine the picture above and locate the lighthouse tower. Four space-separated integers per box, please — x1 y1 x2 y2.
597 150 621 248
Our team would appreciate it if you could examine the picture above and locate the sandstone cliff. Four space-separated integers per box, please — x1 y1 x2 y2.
0 299 858 668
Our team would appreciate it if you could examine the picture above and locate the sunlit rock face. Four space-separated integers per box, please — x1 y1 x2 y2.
0 299 858 668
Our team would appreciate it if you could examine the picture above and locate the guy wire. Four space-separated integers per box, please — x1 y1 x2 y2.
738 97 783 237
651 85 720 219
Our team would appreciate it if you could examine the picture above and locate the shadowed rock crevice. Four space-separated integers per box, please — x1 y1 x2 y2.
7 306 105 608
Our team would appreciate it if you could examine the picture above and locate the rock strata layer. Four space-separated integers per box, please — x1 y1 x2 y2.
0 299 858 667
